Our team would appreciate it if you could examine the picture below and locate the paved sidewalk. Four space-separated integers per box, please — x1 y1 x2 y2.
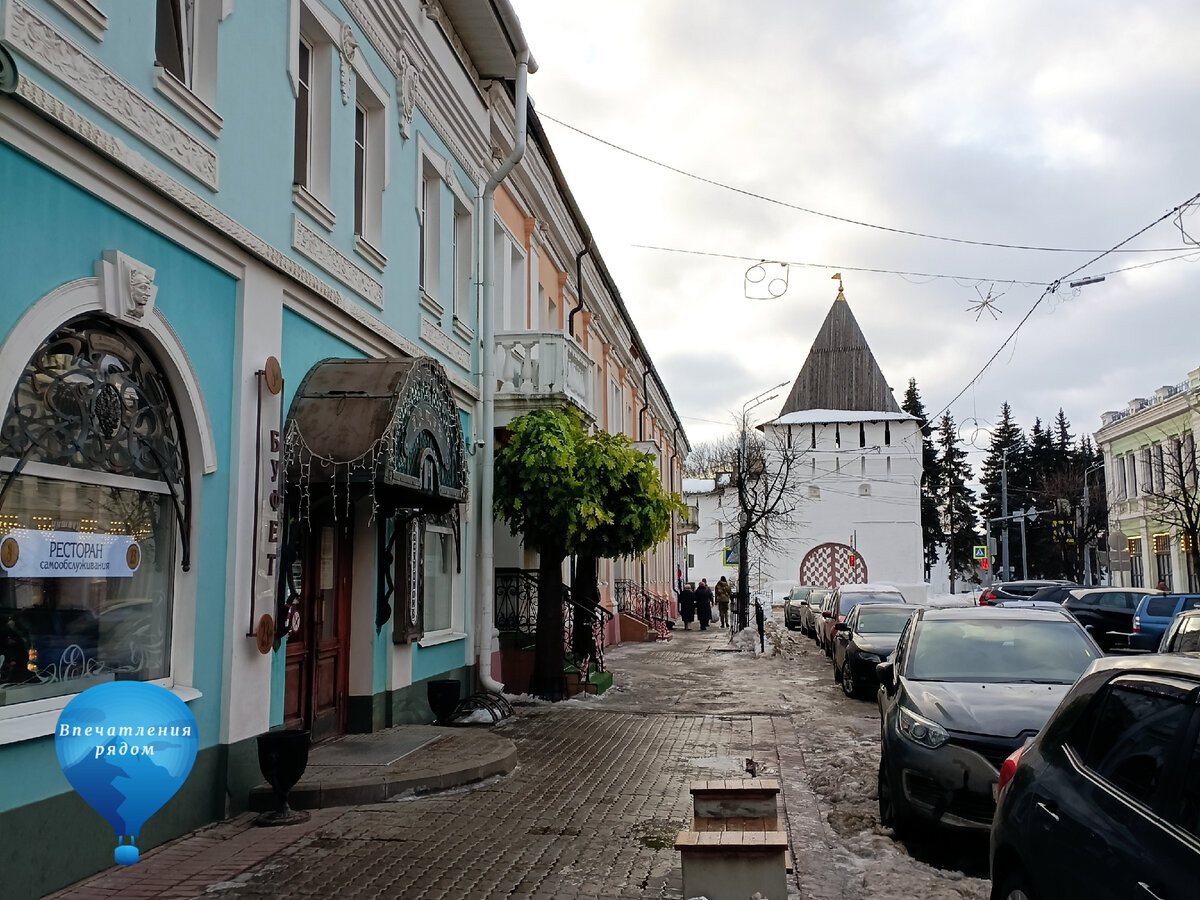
52 625 815 899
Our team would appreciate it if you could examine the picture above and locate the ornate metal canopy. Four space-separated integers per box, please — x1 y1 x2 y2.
284 357 468 518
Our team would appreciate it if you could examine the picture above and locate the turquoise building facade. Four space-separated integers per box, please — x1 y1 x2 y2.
0 1 531 895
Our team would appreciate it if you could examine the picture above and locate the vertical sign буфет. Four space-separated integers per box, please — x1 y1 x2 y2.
250 357 284 651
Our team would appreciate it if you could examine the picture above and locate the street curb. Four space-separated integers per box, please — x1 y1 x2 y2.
247 728 518 811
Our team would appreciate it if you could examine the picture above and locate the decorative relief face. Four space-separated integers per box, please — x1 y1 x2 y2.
127 269 154 317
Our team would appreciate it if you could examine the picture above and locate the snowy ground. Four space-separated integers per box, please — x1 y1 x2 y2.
771 622 991 899
600 606 993 899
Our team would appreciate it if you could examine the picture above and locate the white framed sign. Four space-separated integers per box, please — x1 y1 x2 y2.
0 528 141 578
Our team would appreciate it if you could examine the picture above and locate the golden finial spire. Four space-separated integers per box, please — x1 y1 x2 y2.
832 272 845 300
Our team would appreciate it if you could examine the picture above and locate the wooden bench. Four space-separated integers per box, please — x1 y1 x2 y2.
674 829 789 900
689 778 781 831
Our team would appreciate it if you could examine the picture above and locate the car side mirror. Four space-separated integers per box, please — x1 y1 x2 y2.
834 622 850 632
1084 624 1095 633
799 600 809 607
876 661 896 691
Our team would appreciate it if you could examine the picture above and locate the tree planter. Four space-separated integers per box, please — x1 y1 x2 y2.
254 729 311 826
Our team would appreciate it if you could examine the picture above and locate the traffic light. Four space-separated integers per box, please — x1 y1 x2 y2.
848 551 856 567
981 557 989 571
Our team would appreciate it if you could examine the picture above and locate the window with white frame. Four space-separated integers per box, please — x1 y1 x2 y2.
0 317 187 707
452 199 472 326
290 3 336 225
492 222 525 331
422 527 454 634
352 76 386 257
608 378 623 434
154 0 222 134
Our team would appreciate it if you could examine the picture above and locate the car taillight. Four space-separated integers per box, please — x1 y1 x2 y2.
1132 616 1140 633
979 590 993 606
997 745 1024 796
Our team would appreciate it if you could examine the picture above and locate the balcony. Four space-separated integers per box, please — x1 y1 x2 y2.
494 330 595 424
679 503 700 535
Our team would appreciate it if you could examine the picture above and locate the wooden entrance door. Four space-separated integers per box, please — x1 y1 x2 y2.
284 518 352 742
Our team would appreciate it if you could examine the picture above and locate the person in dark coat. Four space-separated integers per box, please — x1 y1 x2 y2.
695 579 714 631
679 583 696 629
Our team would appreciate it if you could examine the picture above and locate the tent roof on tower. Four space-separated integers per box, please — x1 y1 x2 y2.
774 287 903 417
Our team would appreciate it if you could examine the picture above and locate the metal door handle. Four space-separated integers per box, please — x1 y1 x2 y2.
1036 801 1059 822
1138 883 1165 900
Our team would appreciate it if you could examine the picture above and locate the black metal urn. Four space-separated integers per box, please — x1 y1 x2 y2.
255 728 311 826
427 678 461 724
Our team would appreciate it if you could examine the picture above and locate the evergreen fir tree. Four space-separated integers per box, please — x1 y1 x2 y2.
936 412 981 589
1024 418 1058 578
1053 409 1073 464
902 378 944 580
979 403 1027 576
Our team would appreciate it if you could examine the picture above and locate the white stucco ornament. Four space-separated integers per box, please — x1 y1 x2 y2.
396 41 419 140
339 22 358 105
96 250 158 326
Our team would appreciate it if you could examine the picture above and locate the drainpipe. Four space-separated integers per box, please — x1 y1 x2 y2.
478 51 535 694
671 427 680 591
568 241 591 338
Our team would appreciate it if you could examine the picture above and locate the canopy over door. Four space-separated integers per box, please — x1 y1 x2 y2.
283 356 467 516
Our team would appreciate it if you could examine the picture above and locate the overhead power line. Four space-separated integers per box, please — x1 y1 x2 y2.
540 112 1192 254
632 244 1049 287
932 190 1200 422
631 242 1200 292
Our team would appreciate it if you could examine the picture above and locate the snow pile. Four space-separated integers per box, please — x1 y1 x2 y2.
924 590 978 608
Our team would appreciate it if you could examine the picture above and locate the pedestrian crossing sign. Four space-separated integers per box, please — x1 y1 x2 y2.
722 547 738 567
973 545 987 560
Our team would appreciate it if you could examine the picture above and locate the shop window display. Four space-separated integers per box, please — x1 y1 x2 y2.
0 318 184 705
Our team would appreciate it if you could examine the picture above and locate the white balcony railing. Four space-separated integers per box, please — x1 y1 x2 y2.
495 330 594 417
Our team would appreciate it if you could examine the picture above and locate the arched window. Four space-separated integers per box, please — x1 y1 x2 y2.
0 317 185 704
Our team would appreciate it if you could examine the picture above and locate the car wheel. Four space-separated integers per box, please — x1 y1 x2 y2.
877 756 914 839
824 638 832 659
833 658 843 682
994 870 1038 900
842 665 857 698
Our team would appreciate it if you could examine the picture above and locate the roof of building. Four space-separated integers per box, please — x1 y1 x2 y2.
769 409 915 425
775 287 902 418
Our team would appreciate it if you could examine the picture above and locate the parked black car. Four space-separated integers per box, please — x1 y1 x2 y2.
783 585 819 631
990 654 1200 900
1061 587 1158 651
832 603 918 699
1159 607 1200 654
876 607 1102 837
993 582 1080 609
978 579 1077 606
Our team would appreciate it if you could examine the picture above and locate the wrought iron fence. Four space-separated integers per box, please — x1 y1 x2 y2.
495 568 613 680
615 578 671 640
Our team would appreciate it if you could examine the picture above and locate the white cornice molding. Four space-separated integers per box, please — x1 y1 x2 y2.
419 317 470 371
153 65 223 138
46 0 107 42
4 78 478 400
6 1 219 190
291 216 384 309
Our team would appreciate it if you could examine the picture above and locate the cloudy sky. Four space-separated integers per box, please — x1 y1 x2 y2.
513 1 1200 461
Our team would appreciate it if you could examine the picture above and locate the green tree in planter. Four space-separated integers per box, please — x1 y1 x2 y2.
494 409 682 697
571 429 682 656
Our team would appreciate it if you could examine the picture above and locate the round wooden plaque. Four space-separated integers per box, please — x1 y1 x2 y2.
255 614 275 654
264 356 283 395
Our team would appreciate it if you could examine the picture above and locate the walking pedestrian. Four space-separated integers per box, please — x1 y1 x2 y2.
695 579 714 631
714 576 732 628
679 582 696 629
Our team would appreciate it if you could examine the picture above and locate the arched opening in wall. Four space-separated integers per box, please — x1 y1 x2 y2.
0 316 188 706
798 542 868 589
